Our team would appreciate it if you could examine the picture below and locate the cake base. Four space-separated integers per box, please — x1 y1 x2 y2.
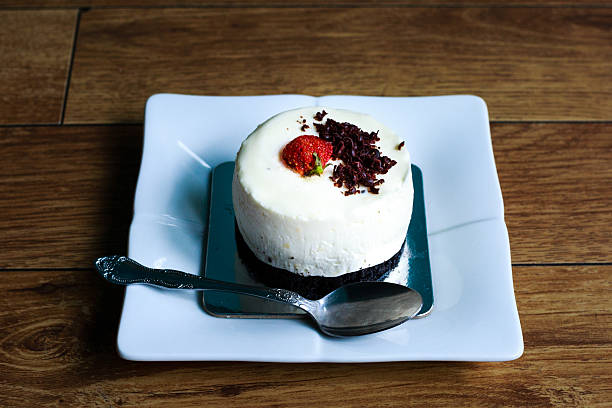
235 223 406 300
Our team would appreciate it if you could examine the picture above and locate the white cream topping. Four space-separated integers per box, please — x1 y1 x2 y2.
232 107 413 277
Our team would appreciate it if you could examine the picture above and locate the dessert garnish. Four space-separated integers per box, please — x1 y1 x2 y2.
314 112 397 195
314 110 328 121
397 141 405 150
282 135 333 176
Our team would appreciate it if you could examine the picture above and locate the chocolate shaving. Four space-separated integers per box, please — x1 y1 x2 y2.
315 117 397 195
398 141 405 150
300 124 310 131
314 110 328 121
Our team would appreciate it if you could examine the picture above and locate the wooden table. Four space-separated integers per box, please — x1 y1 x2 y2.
1 2 610 406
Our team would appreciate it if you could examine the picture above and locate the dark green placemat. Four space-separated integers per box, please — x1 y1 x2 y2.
202 162 433 318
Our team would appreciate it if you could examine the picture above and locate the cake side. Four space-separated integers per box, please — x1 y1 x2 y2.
234 224 410 300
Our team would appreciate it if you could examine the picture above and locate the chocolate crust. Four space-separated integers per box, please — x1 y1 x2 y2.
235 223 405 300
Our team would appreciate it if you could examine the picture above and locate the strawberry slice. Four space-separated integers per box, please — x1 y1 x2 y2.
282 135 333 176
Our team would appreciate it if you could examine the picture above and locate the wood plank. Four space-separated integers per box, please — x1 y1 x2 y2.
64 7 612 123
492 123 612 263
0 1 607 7
0 126 142 269
0 123 610 268
0 10 76 125
0 266 609 406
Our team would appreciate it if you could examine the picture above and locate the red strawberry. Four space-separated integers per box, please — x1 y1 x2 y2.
282 135 333 176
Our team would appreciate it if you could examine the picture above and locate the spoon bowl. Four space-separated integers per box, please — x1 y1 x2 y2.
96 256 422 337
312 281 422 336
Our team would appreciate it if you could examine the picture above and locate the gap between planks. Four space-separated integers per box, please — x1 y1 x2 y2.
60 8 83 124
2 262 612 273
1 4 612 11
1 121 612 128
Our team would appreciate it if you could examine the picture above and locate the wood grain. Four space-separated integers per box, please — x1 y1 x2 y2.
0 123 610 269
0 10 76 125
0 266 609 407
492 123 612 263
64 7 612 124
1 1 608 7
1 3 609 407
0 126 142 269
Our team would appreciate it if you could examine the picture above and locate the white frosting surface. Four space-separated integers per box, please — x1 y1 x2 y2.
232 107 413 277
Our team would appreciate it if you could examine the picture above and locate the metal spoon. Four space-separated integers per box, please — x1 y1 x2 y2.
95 256 422 337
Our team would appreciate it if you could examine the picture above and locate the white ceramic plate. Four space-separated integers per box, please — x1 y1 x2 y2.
118 94 523 362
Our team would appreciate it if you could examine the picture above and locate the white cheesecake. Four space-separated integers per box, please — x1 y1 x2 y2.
232 107 413 279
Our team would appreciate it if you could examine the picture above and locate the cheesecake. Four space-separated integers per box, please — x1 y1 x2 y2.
232 107 413 298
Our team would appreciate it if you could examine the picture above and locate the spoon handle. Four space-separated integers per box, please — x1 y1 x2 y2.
95 256 312 310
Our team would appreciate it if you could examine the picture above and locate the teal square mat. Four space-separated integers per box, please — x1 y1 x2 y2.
203 162 433 318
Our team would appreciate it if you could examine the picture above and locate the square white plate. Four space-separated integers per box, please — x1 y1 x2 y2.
118 94 523 362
